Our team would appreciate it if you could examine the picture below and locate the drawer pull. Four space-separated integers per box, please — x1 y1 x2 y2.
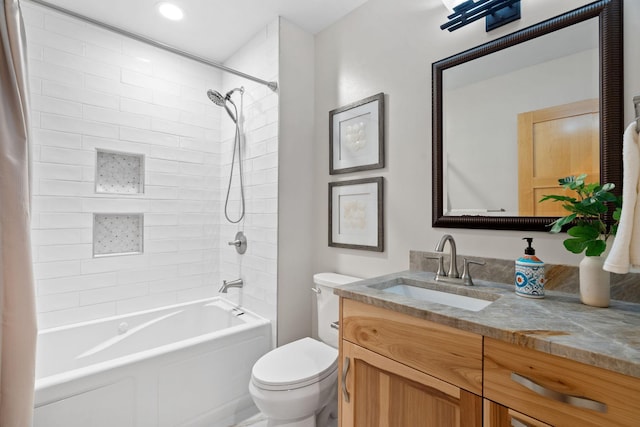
331 321 339 330
510 372 607 413
342 357 351 403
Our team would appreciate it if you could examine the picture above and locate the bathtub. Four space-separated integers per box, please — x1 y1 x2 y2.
34 297 271 427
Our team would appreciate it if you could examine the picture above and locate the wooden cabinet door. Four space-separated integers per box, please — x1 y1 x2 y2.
339 340 481 427
517 98 599 216
484 399 553 427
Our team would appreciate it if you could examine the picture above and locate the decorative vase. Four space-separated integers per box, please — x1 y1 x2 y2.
578 254 610 307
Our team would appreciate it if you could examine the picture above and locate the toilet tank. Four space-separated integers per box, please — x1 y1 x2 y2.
313 272 361 348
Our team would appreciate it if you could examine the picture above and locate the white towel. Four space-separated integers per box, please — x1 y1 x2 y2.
604 122 640 273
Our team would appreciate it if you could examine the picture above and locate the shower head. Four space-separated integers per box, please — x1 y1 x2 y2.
207 87 245 123
207 87 244 105
207 88 240 123
207 89 226 107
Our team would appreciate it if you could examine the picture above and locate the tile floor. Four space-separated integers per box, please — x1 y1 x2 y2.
232 413 267 427
232 413 338 427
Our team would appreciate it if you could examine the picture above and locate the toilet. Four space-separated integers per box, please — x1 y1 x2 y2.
248 272 361 427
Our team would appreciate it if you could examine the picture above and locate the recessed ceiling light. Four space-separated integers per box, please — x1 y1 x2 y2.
157 2 184 21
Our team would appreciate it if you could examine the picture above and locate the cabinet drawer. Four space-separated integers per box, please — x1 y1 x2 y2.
341 298 482 394
484 337 640 427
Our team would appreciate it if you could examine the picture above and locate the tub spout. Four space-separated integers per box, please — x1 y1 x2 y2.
219 278 243 293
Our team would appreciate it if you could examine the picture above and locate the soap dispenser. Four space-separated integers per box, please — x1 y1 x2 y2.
515 237 545 298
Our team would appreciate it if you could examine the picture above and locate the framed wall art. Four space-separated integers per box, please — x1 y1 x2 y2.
329 177 384 252
329 93 385 175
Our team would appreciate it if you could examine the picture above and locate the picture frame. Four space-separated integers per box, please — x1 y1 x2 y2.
329 177 384 252
329 93 385 174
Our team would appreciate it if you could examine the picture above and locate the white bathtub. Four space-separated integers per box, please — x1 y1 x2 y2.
34 297 271 427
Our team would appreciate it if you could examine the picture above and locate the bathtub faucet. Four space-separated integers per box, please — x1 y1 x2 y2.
219 278 243 293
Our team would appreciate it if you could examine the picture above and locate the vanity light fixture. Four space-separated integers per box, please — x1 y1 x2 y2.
157 2 184 21
441 0 521 32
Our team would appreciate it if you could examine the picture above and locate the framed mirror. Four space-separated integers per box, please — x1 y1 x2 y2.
432 0 623 231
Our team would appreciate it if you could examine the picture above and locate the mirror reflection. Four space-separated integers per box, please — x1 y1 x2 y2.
443 18 599 217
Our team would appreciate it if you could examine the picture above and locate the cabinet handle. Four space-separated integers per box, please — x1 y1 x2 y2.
510 372 607 413
342 357 350 403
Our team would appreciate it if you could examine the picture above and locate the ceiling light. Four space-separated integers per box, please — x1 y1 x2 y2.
157 2 184 21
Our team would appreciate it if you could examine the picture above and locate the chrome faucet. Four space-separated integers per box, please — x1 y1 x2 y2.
219 278 243 293
435 234 460 279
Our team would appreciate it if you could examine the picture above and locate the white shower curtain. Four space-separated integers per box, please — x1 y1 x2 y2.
0 0 37 425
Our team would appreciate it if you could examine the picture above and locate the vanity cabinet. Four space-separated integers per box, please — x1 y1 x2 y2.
484 337 640 427
483 399 552 427
338 299 483 426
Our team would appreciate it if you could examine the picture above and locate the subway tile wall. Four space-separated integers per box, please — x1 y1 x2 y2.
24 3 279 330
218 20 280 337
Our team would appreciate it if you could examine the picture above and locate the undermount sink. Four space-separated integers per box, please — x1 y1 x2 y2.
380 283 494 312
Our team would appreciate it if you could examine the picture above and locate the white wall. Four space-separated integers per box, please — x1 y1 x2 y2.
218 20 280 340
276 18 315 345
313 0 639 279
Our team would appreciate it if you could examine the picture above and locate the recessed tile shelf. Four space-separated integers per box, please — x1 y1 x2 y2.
93 213 144 257
95 149 145 194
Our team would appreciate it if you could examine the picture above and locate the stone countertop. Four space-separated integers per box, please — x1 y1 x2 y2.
334 270 640 379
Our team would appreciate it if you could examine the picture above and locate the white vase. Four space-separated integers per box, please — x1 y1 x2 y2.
579 255 610 307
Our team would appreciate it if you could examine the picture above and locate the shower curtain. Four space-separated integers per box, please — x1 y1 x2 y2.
0 0 37 425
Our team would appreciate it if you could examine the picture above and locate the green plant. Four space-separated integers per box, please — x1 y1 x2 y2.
539 174 622 256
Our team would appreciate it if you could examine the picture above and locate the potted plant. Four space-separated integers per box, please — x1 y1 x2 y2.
539 174 622 307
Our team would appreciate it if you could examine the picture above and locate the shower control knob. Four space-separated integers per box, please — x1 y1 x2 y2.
228 231 247 255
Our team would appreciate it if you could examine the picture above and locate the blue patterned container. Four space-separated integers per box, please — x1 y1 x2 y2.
515 238 545 298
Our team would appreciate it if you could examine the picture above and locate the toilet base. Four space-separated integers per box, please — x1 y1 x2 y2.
316 391 337 427
262 392 337 427
266 413 315 427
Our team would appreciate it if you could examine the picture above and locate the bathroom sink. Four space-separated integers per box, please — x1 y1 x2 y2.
378 282 494 312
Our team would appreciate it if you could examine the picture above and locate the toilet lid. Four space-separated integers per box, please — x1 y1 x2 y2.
251 337 338 391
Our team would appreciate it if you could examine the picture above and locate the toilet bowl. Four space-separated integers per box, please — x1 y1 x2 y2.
249 338 338 426
248 273 361 427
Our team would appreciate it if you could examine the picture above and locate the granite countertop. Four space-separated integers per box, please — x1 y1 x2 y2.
334 270 640 379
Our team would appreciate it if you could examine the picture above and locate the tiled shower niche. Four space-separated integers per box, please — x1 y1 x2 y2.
95 149 145 194
93 213 144 257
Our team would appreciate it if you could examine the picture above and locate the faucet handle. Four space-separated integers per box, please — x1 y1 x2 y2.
461 258 485 286
228 231 247 254
424 253 446 278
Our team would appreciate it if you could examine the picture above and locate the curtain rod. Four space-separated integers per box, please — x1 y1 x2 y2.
24 0 279 92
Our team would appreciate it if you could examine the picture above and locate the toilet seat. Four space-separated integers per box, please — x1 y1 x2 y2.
251 337 338 391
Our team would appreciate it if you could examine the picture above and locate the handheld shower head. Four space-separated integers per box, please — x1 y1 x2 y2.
207 87 244 123
207 89 226 107
206 87 246 224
